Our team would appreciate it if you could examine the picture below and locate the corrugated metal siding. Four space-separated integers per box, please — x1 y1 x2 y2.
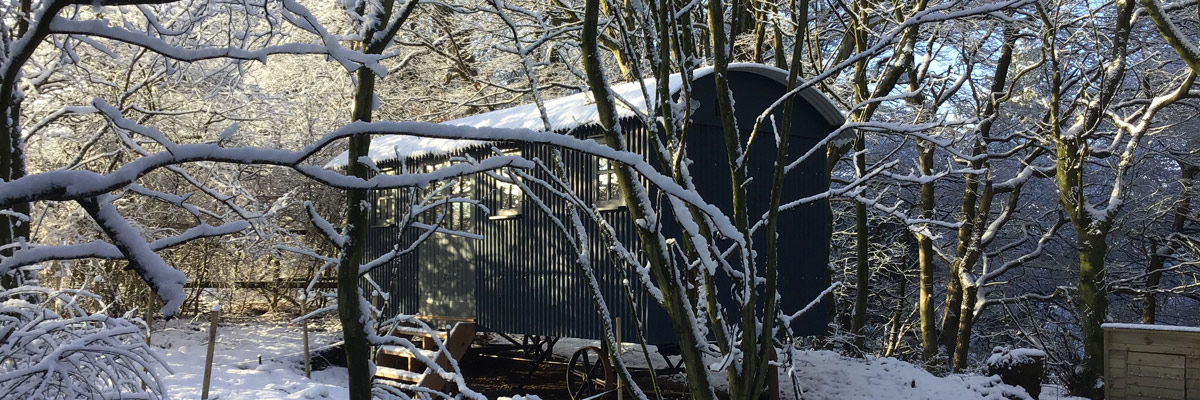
474 122 649 342
366 70 833 342
366 189 421 318
684 70 832 336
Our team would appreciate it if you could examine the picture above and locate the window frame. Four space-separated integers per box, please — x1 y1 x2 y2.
492 149 524 219
373 166 399 227
422 159 475 232
591 135 625 211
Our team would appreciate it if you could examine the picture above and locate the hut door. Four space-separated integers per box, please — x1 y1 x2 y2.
418 164 477 319
1125 351 1187 399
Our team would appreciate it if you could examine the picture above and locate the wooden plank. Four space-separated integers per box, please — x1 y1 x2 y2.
1113 351 1129 369
1129 352 1187 369
378 345 438 359
416 322 476 391
376 366 422 383
1128 395 1182 400
1131 341 1200 356
1126 384 1185 399
1128 364 1185 380
1108 329 1200 351
1110 348 1129 393
414 314 476 323
1118 343 1185 355
1128 391 1176 398
1123 344 1200 358
1138 333 1200 351
1110 368 1129 379
1127 375 1186 390
388 325 449 339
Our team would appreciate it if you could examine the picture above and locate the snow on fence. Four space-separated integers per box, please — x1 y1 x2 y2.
1103 323 1200 400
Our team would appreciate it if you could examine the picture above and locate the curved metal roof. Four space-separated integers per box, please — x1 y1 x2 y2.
328 63 846 167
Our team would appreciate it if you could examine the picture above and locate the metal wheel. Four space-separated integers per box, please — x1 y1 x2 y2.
566 346 614 400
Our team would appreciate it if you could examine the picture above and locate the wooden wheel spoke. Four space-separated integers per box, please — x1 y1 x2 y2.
567 346 612 400
585 357 604 378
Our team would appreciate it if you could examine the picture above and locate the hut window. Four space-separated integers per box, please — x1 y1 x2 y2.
495 151 523 217
592 136 623 209
423 161 474 232
374 167 398 226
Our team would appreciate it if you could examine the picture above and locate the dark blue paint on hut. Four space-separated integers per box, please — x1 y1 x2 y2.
332 63 846 345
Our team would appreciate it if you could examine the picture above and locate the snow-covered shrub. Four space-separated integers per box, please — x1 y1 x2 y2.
0 285 168 399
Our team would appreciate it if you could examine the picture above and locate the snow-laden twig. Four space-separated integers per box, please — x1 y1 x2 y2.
305 201 344 248
0 285 168 399
74 195 189 316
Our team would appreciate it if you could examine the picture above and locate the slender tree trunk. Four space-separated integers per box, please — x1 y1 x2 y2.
951 285 978 370
884 270 908 357
850 134 870 352
333 3 417 397
916 140 938 363
581 1 716 398
338 52 379 400
706 0 775 396
840 0 930 355
1142 164 1196 323
750 18 809 397
1142 243 1163 324
943 24 1013 355
940 174 974 356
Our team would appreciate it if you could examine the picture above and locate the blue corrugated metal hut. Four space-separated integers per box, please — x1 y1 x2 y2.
332 63 845 345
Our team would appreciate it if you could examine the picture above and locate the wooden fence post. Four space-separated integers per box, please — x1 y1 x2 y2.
615 317 622 400
142 291 153 392
201 304 220 400
301 298 311 379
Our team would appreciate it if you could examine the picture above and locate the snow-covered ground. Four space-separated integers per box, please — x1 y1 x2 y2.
150 319 348 399
151 322 1082 400
550 337 1085 400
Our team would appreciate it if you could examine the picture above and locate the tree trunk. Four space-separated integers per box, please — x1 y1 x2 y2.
1143 243 1163 324
0 0 34 291
1077 231 1108 399
581 1 716 397
1143 164 1196 323
1 80 32 291
940 170 975 356
850 134 870 352
338 53 379 400
951 284 977 370
917 140 938 363
884 272 909 357
942 23 1011 356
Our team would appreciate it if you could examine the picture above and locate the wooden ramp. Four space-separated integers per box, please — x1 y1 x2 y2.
375 320 476 392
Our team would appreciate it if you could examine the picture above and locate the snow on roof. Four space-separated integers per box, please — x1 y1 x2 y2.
1102 322 1200 333
327 63 846 168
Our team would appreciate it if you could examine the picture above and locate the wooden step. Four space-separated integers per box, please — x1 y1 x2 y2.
389 325 448 339
375 366 422 383
373 321 476 392
415 322 475 390
414 314 475 323
378 345 438 359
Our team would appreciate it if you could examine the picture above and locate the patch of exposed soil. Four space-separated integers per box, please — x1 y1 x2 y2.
457 350 692 399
